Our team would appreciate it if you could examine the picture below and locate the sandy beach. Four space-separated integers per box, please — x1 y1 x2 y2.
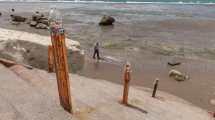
0 2 215 112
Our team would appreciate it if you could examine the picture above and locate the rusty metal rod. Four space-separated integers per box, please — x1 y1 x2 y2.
50 28 73 113
152 78 159 98
122 63 131 105
48 45 54 72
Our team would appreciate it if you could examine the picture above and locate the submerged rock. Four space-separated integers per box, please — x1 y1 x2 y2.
169 69 189 81
99 15 115 26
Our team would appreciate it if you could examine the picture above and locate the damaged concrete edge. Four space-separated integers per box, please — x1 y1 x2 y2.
0 58 33 69
0 28 85 73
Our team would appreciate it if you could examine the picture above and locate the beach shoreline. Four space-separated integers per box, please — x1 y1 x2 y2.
0 2 215 111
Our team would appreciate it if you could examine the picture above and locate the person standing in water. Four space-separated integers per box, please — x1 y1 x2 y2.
93 42 101 60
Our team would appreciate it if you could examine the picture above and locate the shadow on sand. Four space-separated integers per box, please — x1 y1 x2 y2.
126 103 148 114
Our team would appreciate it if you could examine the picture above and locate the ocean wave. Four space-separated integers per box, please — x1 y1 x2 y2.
1 0 215 4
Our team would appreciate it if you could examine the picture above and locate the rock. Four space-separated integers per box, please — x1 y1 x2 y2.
169 69 189 81
32 12 45 22
99 15 115 26
29 21 37 27
11 15 26 22
32 12 49 26
168 61 181 66
11 8 15 12
0 12 2 16
32 13 43 21
169 69 182 77
39 18 49 26
36 23 48 29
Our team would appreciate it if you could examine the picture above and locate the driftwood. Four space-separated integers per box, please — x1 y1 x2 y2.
0 58 33 69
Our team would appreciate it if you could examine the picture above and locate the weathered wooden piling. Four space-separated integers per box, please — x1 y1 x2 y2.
122 63 131 105
50 28 73 113
48 45 54 72
152 78 159 98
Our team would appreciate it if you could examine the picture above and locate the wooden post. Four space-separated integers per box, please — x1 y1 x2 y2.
122 63 131 105
152 78 159 98
48 45 54 72
50 28 73 113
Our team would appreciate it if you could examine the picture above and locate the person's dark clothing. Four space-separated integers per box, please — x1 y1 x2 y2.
93 49 100 59
93 43 100 60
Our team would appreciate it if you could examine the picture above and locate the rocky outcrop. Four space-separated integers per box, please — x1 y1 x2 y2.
99 15 115 26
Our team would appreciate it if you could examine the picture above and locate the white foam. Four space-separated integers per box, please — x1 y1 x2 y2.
1 0 215 5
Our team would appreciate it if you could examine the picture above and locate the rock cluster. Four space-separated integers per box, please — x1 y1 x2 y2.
29 12 49 29
9 11 49 29
99 15 115 26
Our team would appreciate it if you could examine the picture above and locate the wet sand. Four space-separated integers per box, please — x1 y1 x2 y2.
79 54 215 111
0 2 215 111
